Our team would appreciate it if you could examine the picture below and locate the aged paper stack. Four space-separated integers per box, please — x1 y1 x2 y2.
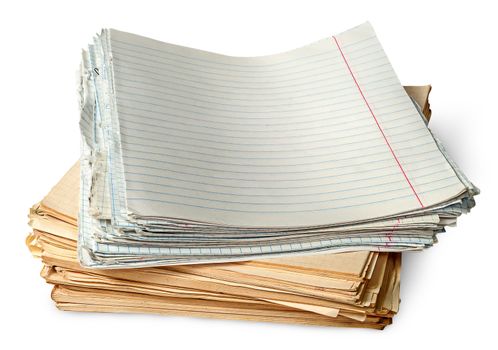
27 163 400 329
78 23 477 268
27 86 434 329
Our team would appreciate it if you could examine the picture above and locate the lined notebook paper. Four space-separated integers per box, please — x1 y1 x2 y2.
78 22 477 268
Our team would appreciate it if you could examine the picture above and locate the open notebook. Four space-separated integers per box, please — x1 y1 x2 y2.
79 22 477 268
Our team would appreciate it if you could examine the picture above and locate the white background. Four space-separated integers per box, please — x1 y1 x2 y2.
1 0 496 348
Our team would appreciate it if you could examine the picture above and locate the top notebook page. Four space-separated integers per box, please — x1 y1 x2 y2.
103 22 466 227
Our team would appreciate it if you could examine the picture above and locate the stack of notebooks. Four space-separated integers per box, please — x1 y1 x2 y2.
26 22 478 329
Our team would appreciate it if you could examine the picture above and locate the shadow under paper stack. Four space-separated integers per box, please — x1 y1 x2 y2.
26 86 433 330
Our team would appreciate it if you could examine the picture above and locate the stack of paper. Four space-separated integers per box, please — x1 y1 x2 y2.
27 162 400 329
78 22 477 268
27 86 438 329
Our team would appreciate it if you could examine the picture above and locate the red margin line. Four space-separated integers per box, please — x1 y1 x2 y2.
386 218 401 246
332 36 424 208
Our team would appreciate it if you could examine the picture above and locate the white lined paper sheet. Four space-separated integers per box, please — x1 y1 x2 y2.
108 23 465 227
